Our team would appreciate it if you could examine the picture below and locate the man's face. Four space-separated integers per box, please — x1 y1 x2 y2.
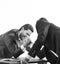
18 29 32 47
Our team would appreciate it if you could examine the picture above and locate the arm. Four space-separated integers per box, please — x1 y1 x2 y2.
44 44 59 64
28 38 43 57
4 35 24 58
37 44 59 64
13 48 24 58
36 46 46 59
28 22 50 57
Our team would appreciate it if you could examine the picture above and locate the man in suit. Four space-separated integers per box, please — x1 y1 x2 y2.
28 18 60 64
0 24 33 59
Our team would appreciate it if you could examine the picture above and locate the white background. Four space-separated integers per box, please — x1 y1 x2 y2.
0 0 60 62
0 0 60 42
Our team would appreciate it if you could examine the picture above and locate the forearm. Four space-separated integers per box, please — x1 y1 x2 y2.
13 48 24 58
28 39 43 58
36 46 45 59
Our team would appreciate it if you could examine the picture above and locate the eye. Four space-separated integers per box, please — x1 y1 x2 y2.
26 33 30 36
19 33 26 40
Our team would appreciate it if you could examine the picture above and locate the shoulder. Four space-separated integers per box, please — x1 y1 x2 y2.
5 29 18 36
7 29 18 34
2 29 18 41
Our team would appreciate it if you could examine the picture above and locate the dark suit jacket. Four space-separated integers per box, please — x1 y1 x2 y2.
0 29 24 58
28 19 60 64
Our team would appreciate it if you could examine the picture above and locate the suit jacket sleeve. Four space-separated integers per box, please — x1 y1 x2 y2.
36 46 46 59
4 30 24 58
28 21 50 57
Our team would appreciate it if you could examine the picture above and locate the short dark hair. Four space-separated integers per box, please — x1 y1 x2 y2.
19 24 34 32
36 17 49 32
